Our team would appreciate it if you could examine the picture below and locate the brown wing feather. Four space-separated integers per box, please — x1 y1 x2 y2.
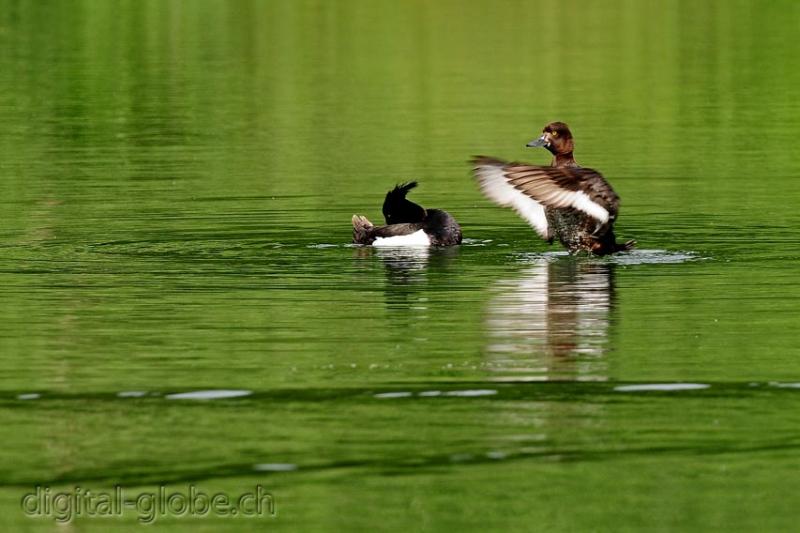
370 223 424 238
502 164 620 220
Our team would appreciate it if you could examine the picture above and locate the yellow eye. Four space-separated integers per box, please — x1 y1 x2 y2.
550 131 558 138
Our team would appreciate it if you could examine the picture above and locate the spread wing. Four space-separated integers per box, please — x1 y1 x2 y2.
472 156 619 239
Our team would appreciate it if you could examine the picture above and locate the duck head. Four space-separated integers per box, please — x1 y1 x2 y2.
526 122 574 156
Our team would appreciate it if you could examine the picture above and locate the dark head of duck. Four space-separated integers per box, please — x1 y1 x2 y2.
382 181 427 224
526 121 576 167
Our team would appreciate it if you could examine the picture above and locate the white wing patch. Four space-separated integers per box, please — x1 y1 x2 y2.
373 229 431 247
571 190 610 223
473 163 549 238
475 162 612 231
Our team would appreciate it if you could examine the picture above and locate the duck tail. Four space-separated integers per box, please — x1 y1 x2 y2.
352 215 375 244
616 239 637 252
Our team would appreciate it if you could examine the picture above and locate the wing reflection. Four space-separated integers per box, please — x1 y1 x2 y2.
485 260 615 381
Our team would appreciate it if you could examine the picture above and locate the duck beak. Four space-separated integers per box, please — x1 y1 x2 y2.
526 134 548 148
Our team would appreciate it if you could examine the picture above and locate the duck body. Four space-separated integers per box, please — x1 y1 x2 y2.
352 182 462 246
545 205 626 255
473 122 635 256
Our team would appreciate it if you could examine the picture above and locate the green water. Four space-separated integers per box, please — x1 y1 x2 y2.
2 0 800 531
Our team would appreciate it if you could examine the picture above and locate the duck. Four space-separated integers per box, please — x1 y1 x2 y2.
472 121 635 255
352 182 462 246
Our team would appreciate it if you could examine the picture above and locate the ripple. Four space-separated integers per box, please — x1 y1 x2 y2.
253 463 298 472
485 451 508 460
373 246 430 266
515 251 570 263
515 249 702 265
769 382 800 389
17 393 40 400
374 392 413 399
614 383 710 392
444 389 498 397
374 389 498 399
117 391 148 398
607 249 703 265
165 389 252 400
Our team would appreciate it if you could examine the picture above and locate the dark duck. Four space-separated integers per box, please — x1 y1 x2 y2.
472 122 635 255
352 182 462 246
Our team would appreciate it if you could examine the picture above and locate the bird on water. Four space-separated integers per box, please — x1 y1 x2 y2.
472 122 635 255
352 182 462 246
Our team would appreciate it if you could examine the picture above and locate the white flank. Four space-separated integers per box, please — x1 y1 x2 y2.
572 190 610 223
372 229 430 247
474 164 549 238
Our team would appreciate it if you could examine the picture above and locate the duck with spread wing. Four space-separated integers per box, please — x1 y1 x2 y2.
473 122 635 255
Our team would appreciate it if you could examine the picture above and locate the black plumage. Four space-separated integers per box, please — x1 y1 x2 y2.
352 183 462 246
382 182 426 224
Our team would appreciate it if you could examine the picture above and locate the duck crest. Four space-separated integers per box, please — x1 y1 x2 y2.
382 181 426 224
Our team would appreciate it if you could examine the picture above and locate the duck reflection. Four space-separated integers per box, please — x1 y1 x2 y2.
485 259 615 381
355 245 461 283
353 246 460 316
373 246 431 281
